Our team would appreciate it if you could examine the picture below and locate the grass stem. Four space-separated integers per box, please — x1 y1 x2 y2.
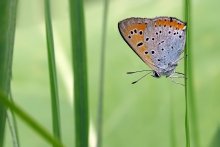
69 0 89 146
44 0 62 142
184 0 200 146
97 0 109 146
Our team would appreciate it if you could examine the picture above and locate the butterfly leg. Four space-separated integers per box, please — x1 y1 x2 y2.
175 71 184 75
173 72 188 80
169 72 185 78
170 78 185 86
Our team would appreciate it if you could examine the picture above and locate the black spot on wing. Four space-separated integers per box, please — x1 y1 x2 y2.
137 42 143 47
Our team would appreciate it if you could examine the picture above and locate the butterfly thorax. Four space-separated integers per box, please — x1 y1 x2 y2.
152 69 175 78
153 62 177 78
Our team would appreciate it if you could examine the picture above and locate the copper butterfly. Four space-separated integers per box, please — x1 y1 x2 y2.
118 17 186 81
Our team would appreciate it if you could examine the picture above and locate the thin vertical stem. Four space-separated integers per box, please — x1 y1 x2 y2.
184 0 200 145
97 0 109 146
44 0 62 142
184 0 191 146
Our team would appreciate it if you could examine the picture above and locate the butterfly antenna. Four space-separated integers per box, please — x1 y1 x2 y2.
127 69 152 74
131 72 152 84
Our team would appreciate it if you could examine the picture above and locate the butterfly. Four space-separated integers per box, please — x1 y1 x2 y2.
118 17 186 79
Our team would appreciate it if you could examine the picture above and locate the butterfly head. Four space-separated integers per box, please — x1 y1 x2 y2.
152 71 161 78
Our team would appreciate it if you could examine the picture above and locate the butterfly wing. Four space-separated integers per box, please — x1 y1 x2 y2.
118 17 157 71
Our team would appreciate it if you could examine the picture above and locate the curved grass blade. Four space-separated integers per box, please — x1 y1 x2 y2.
0 92 64 147
44 0 62 141
69 0 89 146
0 0 17 146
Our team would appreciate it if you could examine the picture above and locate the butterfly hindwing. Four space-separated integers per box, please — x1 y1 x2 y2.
143 17 186 70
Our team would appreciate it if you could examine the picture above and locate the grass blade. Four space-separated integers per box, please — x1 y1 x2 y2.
96 0 109 147
184 0 199 147
69 0 89 146
210 127 220 147
184 0 191 146
44 0 62 141
0 0 17 146
0 92 64 147
7 97 20 147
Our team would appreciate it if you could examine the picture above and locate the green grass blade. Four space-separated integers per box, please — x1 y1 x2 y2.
184 0 200 147
44 0 62 141
7 96 20 147
184 0 191 146
0 0 17 146
7 112 20 147
210 127 220 147
69 0 89 147
97 0 109 147
0 92 64 147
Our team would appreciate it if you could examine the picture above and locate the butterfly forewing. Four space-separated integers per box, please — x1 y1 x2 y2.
118 18 156 71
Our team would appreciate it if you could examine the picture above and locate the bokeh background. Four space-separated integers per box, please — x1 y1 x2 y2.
4 0 220 146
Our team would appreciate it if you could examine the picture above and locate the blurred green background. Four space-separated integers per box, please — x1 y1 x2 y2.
4 0 220 146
